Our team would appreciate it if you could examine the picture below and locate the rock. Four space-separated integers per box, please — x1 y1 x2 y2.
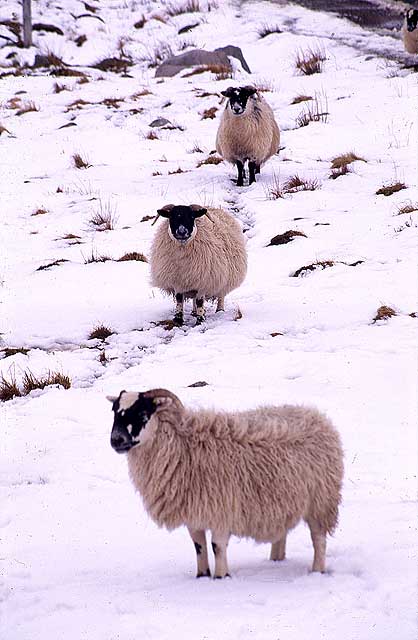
149 117 172 128
155 45 251 78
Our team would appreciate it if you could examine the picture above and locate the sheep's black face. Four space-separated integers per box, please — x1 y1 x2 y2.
221 86 257 116
157 205 207 244
406 9 418 31
109 392 156 453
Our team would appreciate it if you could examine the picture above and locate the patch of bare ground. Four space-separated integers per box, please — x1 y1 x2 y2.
268 230 307 246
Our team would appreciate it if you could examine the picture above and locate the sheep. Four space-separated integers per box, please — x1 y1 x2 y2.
402 9 418 54
149 204 247 326
216 85 280 187
108 388 344 579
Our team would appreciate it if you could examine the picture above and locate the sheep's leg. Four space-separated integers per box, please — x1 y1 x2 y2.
255 163 261 175
211 531 230 578
307 518 327 573
270 534 286 561
191 295 197 316
236 160 245 187
195 296 205 325
216 296 225 312
188 527 210 578
248 160 257 185
174 293 184 326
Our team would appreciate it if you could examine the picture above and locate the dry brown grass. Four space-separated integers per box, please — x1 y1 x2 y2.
376 182 407 197
117 252 148 262
0 373 21 402
2 347 29 358
330 164 351 180
183 64 232 79
257 23 282 38
53 82 69 93
16 101 39 116
131 89 152 99
197 155 223 167
22 370 71 394
268 230 307 246
372 305 397 322
36 259 68 271
331 151 365 169
88 325 114 341
84 251 111 264
295 92 328 128
72 152 91 169
0 124 11 136
291 94 313 105
145 130 159 140
283 174 320 193
164 0 203 16
88 200 117 231
395 201 418 215
295 45 326 75
31 207 48 216
292 260 335 278
201 106 218 119
168 167 187 174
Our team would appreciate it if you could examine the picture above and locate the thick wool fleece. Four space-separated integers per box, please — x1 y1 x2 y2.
216 92 280 167
127 392 343 543
402 22 418 54
149 207 247 300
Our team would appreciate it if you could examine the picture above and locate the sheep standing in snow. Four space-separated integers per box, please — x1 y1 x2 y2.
216 85 280 186
150 204 247 326
402 9 418 54
109 388 343 578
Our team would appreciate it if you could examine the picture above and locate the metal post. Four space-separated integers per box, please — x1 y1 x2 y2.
22 0 32 48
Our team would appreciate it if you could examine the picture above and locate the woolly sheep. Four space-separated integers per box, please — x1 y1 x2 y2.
108 388 344 578
150 204 247 326
402 9 418 54
216 85 280 187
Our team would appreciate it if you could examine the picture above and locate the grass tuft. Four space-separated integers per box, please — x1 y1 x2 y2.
2 347 30 358
31 207 48 216
22 370 71 394
376 182 407 197
201 106 218 119
183 63 232 79
197 155 223 167
372 305 397 322
292 260 335 278
88 200 117 231
0 373 21 402
395 201 418 215
164 0 203 16
257 23 282 39
16 101 39 116
291 94 313 105
36 259 68 271
117 252 148 262
84 251 111 264
295 45 326 75
88 325 114 341
331 151 365 169
72 152 91 169
268 230 307 246
283 174 320 193
295 92 328 128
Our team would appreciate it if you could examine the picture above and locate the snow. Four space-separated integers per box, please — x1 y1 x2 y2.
1 1 417 638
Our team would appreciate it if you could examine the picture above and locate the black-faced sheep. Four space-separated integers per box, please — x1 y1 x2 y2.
149 204 247 326
402 9 418 54
216 85 280 187
108 388 344 579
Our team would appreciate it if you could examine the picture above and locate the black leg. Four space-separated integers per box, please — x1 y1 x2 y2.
195 297 205 325
255 163 260 174
249 161 257 185
174 292 184 326
236 160 245 187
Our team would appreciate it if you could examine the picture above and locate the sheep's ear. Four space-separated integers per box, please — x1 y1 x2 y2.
242 85 257 97
189 204 207 218
157 204 175 218
221 87 234 98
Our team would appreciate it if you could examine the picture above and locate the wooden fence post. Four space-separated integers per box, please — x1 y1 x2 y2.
22 0 32 48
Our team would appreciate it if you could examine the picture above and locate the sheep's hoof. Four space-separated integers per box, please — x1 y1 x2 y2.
173 314 184 326
214 573 231 579
196 569 211 578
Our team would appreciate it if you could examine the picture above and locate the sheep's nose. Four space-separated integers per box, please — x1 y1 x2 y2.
176 225 189 238
111 431 131 453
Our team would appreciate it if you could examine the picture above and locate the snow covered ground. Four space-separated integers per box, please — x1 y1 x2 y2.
1 1 417 638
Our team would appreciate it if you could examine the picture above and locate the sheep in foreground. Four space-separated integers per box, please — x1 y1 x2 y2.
150 204 247 326
108 388 344 578
402 9 418 54
216 85 280 187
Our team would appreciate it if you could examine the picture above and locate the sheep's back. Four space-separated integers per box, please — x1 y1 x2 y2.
150 207 247 298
